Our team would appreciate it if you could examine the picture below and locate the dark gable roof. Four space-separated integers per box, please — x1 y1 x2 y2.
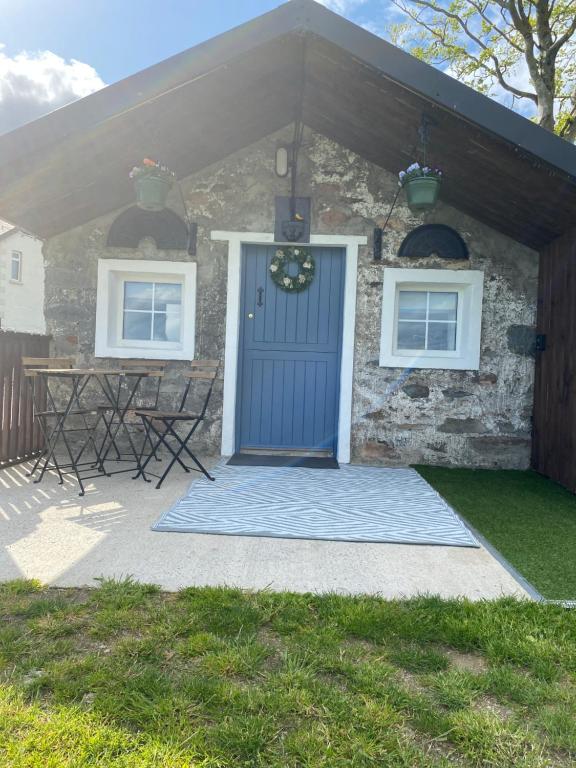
0 0 574 247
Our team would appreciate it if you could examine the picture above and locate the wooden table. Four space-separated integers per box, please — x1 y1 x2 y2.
31 368 164 496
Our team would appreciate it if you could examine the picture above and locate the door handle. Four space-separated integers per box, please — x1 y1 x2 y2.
257 287 264 307
248 313 254 319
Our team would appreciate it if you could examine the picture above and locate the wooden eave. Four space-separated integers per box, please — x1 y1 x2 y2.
0 0 574 248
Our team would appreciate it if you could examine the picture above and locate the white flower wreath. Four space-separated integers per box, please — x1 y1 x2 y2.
269 246 315 293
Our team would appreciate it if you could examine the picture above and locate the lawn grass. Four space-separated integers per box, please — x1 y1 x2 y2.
416 467 576 601
1 578 576 766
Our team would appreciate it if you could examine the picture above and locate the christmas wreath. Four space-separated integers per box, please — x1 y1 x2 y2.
269 246 315 293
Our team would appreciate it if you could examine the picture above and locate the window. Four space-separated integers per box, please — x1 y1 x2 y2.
10 251 22 282
380 267 484 370
122 281 182 342
95 259 196 360
396 291 458 351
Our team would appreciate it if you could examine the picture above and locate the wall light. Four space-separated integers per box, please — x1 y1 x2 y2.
275 144 291 177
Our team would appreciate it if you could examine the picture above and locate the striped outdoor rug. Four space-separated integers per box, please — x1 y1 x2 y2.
152 463 478 547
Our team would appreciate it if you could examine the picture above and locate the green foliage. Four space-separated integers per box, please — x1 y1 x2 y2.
1 580 576 765
389 644 450 673
389 1 576 139
417 466 576 599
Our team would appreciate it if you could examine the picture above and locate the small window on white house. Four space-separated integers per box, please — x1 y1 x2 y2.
95 259 196 360
10 251 22 282
380 268 484 370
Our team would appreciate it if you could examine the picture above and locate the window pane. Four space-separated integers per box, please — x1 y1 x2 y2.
154 283 182 312
428 292 458 321
428 322 457 351
397 321 426 350
123 311 152 340
153 310 181 342
10 254 21 280
398 291 427 320
124 281 153 310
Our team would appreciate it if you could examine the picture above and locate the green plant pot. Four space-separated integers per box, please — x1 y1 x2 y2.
134 175 172 211
404 176 441 211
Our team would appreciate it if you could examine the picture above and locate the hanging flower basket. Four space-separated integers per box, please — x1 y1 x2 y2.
130 158 176 211
399 163 442 212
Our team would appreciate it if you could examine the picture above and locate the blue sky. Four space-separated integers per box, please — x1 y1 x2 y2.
0 2 397 84
0 1 293 85
0 0 533 134
0 0 399 134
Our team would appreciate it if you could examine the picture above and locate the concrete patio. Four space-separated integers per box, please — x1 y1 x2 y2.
0 458 527 599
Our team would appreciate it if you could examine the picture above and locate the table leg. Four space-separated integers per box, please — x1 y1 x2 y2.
33 374 107 496
35 375 83 491
98 375 146 475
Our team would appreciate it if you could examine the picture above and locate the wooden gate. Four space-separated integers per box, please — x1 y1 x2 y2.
0 331 50 467
532 226 576 492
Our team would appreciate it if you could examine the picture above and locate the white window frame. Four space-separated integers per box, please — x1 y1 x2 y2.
380 267 484 370
95 258 196 360
10 250 22 283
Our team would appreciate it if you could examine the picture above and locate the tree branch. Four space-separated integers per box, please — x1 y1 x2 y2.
464 0 524 53
391 0 575 138
391 0 537 100
549 16 576 57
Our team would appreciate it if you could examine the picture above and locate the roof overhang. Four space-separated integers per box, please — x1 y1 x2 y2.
0 0 574 248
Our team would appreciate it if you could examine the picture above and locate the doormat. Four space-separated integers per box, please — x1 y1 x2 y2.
227 453 339 469
153 463 479 547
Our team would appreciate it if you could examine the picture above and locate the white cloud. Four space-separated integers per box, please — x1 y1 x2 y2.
0 45 105 134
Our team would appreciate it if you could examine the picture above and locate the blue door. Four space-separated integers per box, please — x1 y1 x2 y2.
237 244 345 454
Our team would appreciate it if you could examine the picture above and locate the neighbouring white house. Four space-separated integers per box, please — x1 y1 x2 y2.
0 219 45 334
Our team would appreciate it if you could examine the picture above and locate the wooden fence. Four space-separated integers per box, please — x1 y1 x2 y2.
0 331 50 467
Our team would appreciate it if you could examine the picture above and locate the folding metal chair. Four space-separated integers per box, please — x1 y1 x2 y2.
93 359 167 465
134 360 219 489
22 356 99 478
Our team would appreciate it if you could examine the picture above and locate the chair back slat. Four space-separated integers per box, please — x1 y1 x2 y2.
118 359 167 370
114 360 167 409
21 358 75 418
178 360 220 415
183 370 218 380
22 357 75 369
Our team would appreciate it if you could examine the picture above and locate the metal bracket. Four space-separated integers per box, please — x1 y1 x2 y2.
418 112 437 148
535 334 547 352
373 227 383 261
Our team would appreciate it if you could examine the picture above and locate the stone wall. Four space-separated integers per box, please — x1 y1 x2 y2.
44 126 538 466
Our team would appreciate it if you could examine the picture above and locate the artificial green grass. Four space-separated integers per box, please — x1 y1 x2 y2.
416 467 576 601
1 578 576 766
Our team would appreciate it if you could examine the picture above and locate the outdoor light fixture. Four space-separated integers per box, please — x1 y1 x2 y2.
275 144 291 177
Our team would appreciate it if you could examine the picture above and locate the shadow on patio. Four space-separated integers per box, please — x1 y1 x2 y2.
0 457 528 600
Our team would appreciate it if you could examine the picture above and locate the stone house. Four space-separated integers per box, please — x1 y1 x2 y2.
0 1 575 481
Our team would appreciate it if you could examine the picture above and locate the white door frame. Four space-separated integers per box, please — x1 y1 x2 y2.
211 231 367 463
